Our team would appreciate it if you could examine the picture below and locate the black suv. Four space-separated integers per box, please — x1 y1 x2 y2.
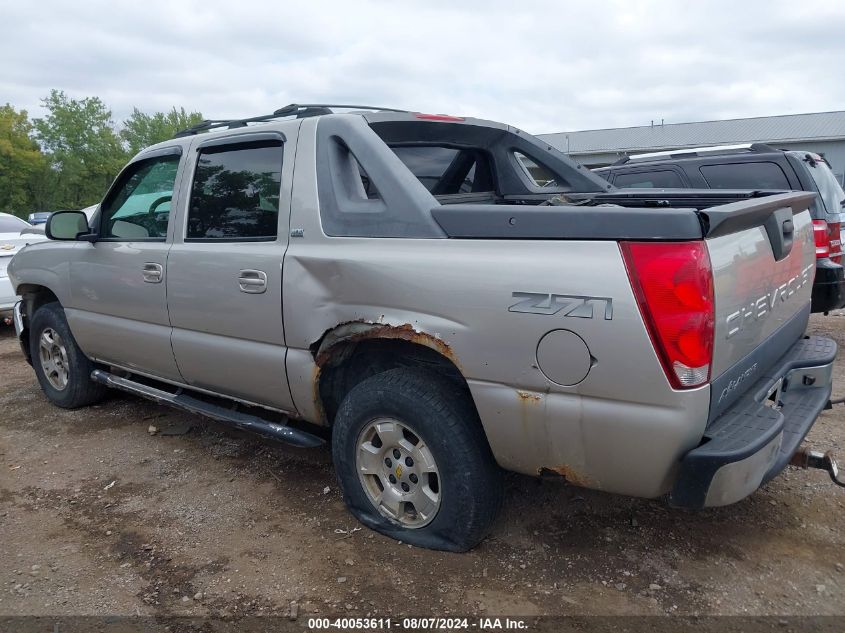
595 144 845 313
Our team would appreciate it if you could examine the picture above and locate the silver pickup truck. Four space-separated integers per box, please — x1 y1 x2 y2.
8 104 842 551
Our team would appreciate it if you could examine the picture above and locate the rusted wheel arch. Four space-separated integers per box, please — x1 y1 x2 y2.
312 321 469 425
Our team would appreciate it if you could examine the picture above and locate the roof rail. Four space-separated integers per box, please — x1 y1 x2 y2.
173 103 409 138
623 142 783 163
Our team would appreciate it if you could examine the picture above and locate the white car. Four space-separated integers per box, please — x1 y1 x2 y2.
0 213 47 322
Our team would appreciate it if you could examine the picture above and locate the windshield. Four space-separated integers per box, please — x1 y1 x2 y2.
798 153 845 215
0 215 29 233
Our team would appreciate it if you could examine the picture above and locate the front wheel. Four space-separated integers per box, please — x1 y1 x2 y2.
29 302 107 409
332 368 502 552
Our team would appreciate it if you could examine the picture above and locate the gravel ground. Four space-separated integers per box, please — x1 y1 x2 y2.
1 315 844 620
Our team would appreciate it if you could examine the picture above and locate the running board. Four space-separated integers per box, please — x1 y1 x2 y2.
90 369 324 448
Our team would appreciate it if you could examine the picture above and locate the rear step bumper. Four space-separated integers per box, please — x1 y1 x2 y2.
90 369 324 448
670 335 836 508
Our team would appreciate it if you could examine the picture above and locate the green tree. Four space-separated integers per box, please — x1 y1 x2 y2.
34 89 128 209
121 106 204 154
0 104 47 217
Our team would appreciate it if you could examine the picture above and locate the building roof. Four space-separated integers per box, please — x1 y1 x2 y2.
539 110 845 156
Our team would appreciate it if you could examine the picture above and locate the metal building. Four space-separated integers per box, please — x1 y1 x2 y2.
538 111 845 184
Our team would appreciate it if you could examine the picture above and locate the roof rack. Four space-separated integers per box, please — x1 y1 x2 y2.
173 103 409 138
611 142 779 165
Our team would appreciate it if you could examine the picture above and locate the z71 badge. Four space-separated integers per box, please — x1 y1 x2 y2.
509 292 613 320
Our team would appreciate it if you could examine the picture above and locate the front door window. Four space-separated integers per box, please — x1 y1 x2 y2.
100 155 180 239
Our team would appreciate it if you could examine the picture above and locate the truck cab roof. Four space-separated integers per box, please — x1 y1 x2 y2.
133 104 613 208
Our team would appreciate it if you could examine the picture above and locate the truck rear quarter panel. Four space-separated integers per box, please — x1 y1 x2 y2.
284 118 711 498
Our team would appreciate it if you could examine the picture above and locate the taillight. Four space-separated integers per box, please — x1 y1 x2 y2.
621 241 715 389
813 220 830 258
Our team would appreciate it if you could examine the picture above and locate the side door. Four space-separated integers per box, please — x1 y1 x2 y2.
65 147 185 381
166 129 298 412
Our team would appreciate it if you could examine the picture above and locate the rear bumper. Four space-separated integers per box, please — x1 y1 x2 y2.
670 335 836 508
811 259 845 313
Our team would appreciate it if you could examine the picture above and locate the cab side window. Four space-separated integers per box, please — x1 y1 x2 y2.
614 170 684 189
186 140 283 241
100 155 180 240
699 162 791 189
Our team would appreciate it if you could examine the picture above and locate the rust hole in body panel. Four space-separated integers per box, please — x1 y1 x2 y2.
311 363 324 422
516 390 542 404
539 465 593 488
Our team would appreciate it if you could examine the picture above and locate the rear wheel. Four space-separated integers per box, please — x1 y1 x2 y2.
29 302 107 409
332 367 502 552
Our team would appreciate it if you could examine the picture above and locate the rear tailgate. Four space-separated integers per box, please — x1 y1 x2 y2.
703 192 817 420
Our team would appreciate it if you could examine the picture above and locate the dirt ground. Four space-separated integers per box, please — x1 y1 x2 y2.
1 316 845 620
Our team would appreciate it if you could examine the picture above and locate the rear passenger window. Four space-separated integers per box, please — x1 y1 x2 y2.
699 162 790 189
186 140 283 241
614 170 684 189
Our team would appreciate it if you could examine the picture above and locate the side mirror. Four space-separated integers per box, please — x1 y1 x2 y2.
45 211 95 241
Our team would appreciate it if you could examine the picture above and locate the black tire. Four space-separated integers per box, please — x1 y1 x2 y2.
332 367 502 552
29 302 107 409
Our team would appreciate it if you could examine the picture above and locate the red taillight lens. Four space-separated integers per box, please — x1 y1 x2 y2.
813 220 830 258
621 241 715 389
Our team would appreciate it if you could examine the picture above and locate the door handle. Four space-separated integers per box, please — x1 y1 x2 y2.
238 269 267 294
142 263 163 283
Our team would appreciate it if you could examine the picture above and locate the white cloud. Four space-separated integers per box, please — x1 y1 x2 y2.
2 0 844 133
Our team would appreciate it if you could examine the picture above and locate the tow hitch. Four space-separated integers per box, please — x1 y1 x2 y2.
790 447 845 488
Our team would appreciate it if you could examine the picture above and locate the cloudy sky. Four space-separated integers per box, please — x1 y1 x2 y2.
2 0 844 134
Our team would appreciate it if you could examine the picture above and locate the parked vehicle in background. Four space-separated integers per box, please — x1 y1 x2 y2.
0 213 47 322
0 214 31 232
28 212 53 225
594 144 845 313
22 207 95 233
19 224 45 236
7 106 843 551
